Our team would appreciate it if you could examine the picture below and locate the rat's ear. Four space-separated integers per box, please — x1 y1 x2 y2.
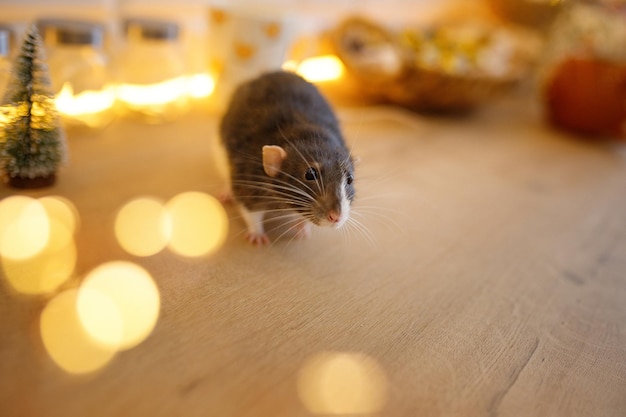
262 145 287 177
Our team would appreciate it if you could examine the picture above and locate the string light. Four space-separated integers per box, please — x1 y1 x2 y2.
116 76 189 108
283 55 345 83
54 82 116 128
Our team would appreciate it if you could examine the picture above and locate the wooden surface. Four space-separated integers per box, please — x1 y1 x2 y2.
1 94 625 416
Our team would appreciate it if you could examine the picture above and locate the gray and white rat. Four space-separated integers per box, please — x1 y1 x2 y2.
219 71 355 245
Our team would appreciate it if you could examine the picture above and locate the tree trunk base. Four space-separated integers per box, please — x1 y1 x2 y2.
8 174 56 189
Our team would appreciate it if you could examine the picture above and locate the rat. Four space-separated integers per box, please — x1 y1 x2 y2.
219 71 356 245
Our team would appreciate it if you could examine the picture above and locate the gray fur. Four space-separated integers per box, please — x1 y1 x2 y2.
219 71 355 226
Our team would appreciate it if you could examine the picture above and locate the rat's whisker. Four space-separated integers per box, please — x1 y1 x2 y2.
231 192 312 209
317 164 326 196
227 197 311 213
347 215 376 241
345 217 379 249
269 177 317 201
232 180 315 203
238 167 318 199
266 218 302 247
231 153 320 199
228 209 310 242
351 206 408 233
270 216 313 249
258 208 309 217
285 218 315 250
276 124 326 195
276 168 319 197
276 123 313 167
265 216 299 236
337 222 350 246
269 210 313 222
351 205 403 219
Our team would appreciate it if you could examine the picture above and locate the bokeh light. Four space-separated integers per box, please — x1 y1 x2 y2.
1 196 79 294
38 196 80 240
76 286 124 349
283 55 345 83
54 82 116 120
298 351 389 415
114 192 229 258
77 261 160 350
2 237 77 295
116 77 188 107
40 289 118 374
115 197 171 257
165 192 228 257
186 73 215 99
0 196 50 260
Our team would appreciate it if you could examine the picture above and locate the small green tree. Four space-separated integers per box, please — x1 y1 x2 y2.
0 24 67 188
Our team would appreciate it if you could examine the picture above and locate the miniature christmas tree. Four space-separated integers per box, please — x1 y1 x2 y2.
0 24 67 188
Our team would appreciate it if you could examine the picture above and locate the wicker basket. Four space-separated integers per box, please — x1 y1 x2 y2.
330 16 538 113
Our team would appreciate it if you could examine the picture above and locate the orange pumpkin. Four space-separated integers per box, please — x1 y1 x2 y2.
545 58 626 138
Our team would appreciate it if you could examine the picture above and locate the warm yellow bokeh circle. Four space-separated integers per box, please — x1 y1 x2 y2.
114 192 229 258
297 351 389 415
0 196 50 260
1 196 79 294
38 196 80 241
40 289 118 374
165 192 229 257
2 239 77 295
114 197 171 257
77 261 160 351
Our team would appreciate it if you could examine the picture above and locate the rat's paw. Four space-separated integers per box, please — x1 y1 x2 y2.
294 222 312 240
219 189 234 205
245 232 271 246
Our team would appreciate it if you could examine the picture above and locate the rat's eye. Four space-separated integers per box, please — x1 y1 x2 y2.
346 174 354 185
305 167 318 181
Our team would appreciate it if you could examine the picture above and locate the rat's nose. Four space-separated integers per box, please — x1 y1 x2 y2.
327 210 340 224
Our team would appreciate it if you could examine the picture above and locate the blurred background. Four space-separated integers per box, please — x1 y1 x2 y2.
0 0 624 135
1 0 625 402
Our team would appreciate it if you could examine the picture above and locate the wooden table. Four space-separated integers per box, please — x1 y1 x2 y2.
1 94 625 416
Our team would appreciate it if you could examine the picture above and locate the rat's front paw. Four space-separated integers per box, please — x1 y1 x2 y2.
219 189 234 205
245 231 270 246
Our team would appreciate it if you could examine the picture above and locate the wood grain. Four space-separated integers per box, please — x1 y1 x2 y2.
1 95 625 417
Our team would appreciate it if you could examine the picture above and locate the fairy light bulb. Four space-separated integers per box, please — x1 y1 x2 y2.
40 19 116 130
116 18 190 123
